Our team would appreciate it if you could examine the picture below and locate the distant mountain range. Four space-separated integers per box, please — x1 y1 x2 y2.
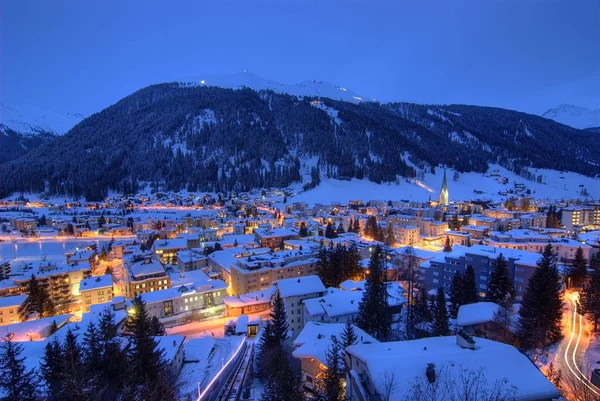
0 102 84 163
2 78 599 201
542 104 600 131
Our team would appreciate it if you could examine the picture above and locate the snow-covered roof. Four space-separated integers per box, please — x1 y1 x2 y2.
303 288 363 318
140 279 227 304
292 322 377 364
3 314 73 341
0 294 28 308
223 286 275 308
276 275 325 298
346 336 559 400
456 302 500 327
154 335 185 363
79 274 113 292
129 260 165 278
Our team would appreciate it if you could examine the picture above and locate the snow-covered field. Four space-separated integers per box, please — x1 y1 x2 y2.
289 164 600 205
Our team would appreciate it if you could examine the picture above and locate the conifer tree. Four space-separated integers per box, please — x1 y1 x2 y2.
414 286 432 324
487 253 513 303
0 336 37 401
41 338 64 401
39 215 47 227
61 328 88 400
384 223 395 246
340 319 358 350
42 297 56 318
462 265 479 305
24 275 43 316
432 287 450 336
298 222 308 237
356 246 391 340
125 296 170 392
581 267 600 332
443 236 452 252
518 244 563 348
352 219 360 234
449 272 463 319
319 338 344 401
150 316 166 336
566 247 587 288
325 222 337 239
336 221 345 234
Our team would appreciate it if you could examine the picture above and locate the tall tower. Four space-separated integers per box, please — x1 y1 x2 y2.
440 169 449 205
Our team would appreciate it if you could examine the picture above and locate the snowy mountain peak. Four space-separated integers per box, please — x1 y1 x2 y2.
541 103 600 130
0 102 84 136
178 71 371 103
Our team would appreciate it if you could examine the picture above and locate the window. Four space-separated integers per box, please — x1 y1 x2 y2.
8 309 13 314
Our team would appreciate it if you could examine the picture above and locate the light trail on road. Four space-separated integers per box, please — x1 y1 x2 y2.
563 295 600 396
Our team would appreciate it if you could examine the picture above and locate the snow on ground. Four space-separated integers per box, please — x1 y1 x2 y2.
583 334 600 374
0 102 84 135
178 71 372 103
177 335 244 400
542 104 600 130
290 164 600 205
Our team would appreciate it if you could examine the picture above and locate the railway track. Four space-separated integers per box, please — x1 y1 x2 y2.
219 342 254 401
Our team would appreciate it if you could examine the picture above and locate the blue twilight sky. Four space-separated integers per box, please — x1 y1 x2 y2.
1 0 599 117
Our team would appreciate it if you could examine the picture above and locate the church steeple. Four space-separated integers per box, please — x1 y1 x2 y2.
440 169 449 205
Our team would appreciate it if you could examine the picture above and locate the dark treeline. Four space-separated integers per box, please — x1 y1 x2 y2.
2 85 600 200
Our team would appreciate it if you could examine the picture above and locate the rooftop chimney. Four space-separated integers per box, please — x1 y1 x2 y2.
456 330 476 350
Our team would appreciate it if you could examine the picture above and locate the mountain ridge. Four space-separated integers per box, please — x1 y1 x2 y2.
2 84 599 200
542 103 600 130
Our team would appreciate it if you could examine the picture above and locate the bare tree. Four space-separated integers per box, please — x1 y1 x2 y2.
404 365 517 401
377 369 401 401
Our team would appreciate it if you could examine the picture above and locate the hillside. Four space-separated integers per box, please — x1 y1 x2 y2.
1 84 599 201
0 102 84 163
542 104 600 130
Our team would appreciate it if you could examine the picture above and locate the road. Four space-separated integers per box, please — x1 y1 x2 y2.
555 292 600 398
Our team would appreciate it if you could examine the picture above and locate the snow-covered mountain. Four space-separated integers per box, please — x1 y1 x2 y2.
541 104 600 131
0 102 84 136
178 71 372 103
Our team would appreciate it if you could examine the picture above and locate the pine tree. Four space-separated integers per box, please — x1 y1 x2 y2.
125 297 170 389
356 246 391 340
39 215 47 227
41 338 64 401
518 244 563 348
315 246 332 288
449 272 463 319
448 214 460 231
99 247 108 261
0 336 37 401
340 319 358 349
42 297 56 318
299 222 308 237
98 215 106 227
414 286 432 324
150 316 166 336
432 287 450 336
566 247 587 288
336 221 345 234
352 219 360 234
488 253 513 303
61 328 88 400
24 275 43 316
443 236 452 252
384 223 395 246
462 265 479 305
581 267 600 332
319 338 344 401
590 251 600 270
325 222 337 239
269 291 289 345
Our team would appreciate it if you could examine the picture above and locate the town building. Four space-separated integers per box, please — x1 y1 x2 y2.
79 274 113 312
254 227 299 250
124 258 171 298
345 334 559 401
292 322 377 391
275 275 326 337
0 294 28 326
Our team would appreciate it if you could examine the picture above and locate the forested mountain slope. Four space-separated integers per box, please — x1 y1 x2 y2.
2 84 599 200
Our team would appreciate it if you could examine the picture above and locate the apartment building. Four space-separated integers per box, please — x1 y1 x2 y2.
254 227 299 250
124 259 171 298
275 275 326 337
485 230 592 264
140 278 227 320
79 274 113 312
394 225 420 246
0 294 28 326
229 249 318 296
562 203 600 234
176 250 207 272
420 245 540 300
